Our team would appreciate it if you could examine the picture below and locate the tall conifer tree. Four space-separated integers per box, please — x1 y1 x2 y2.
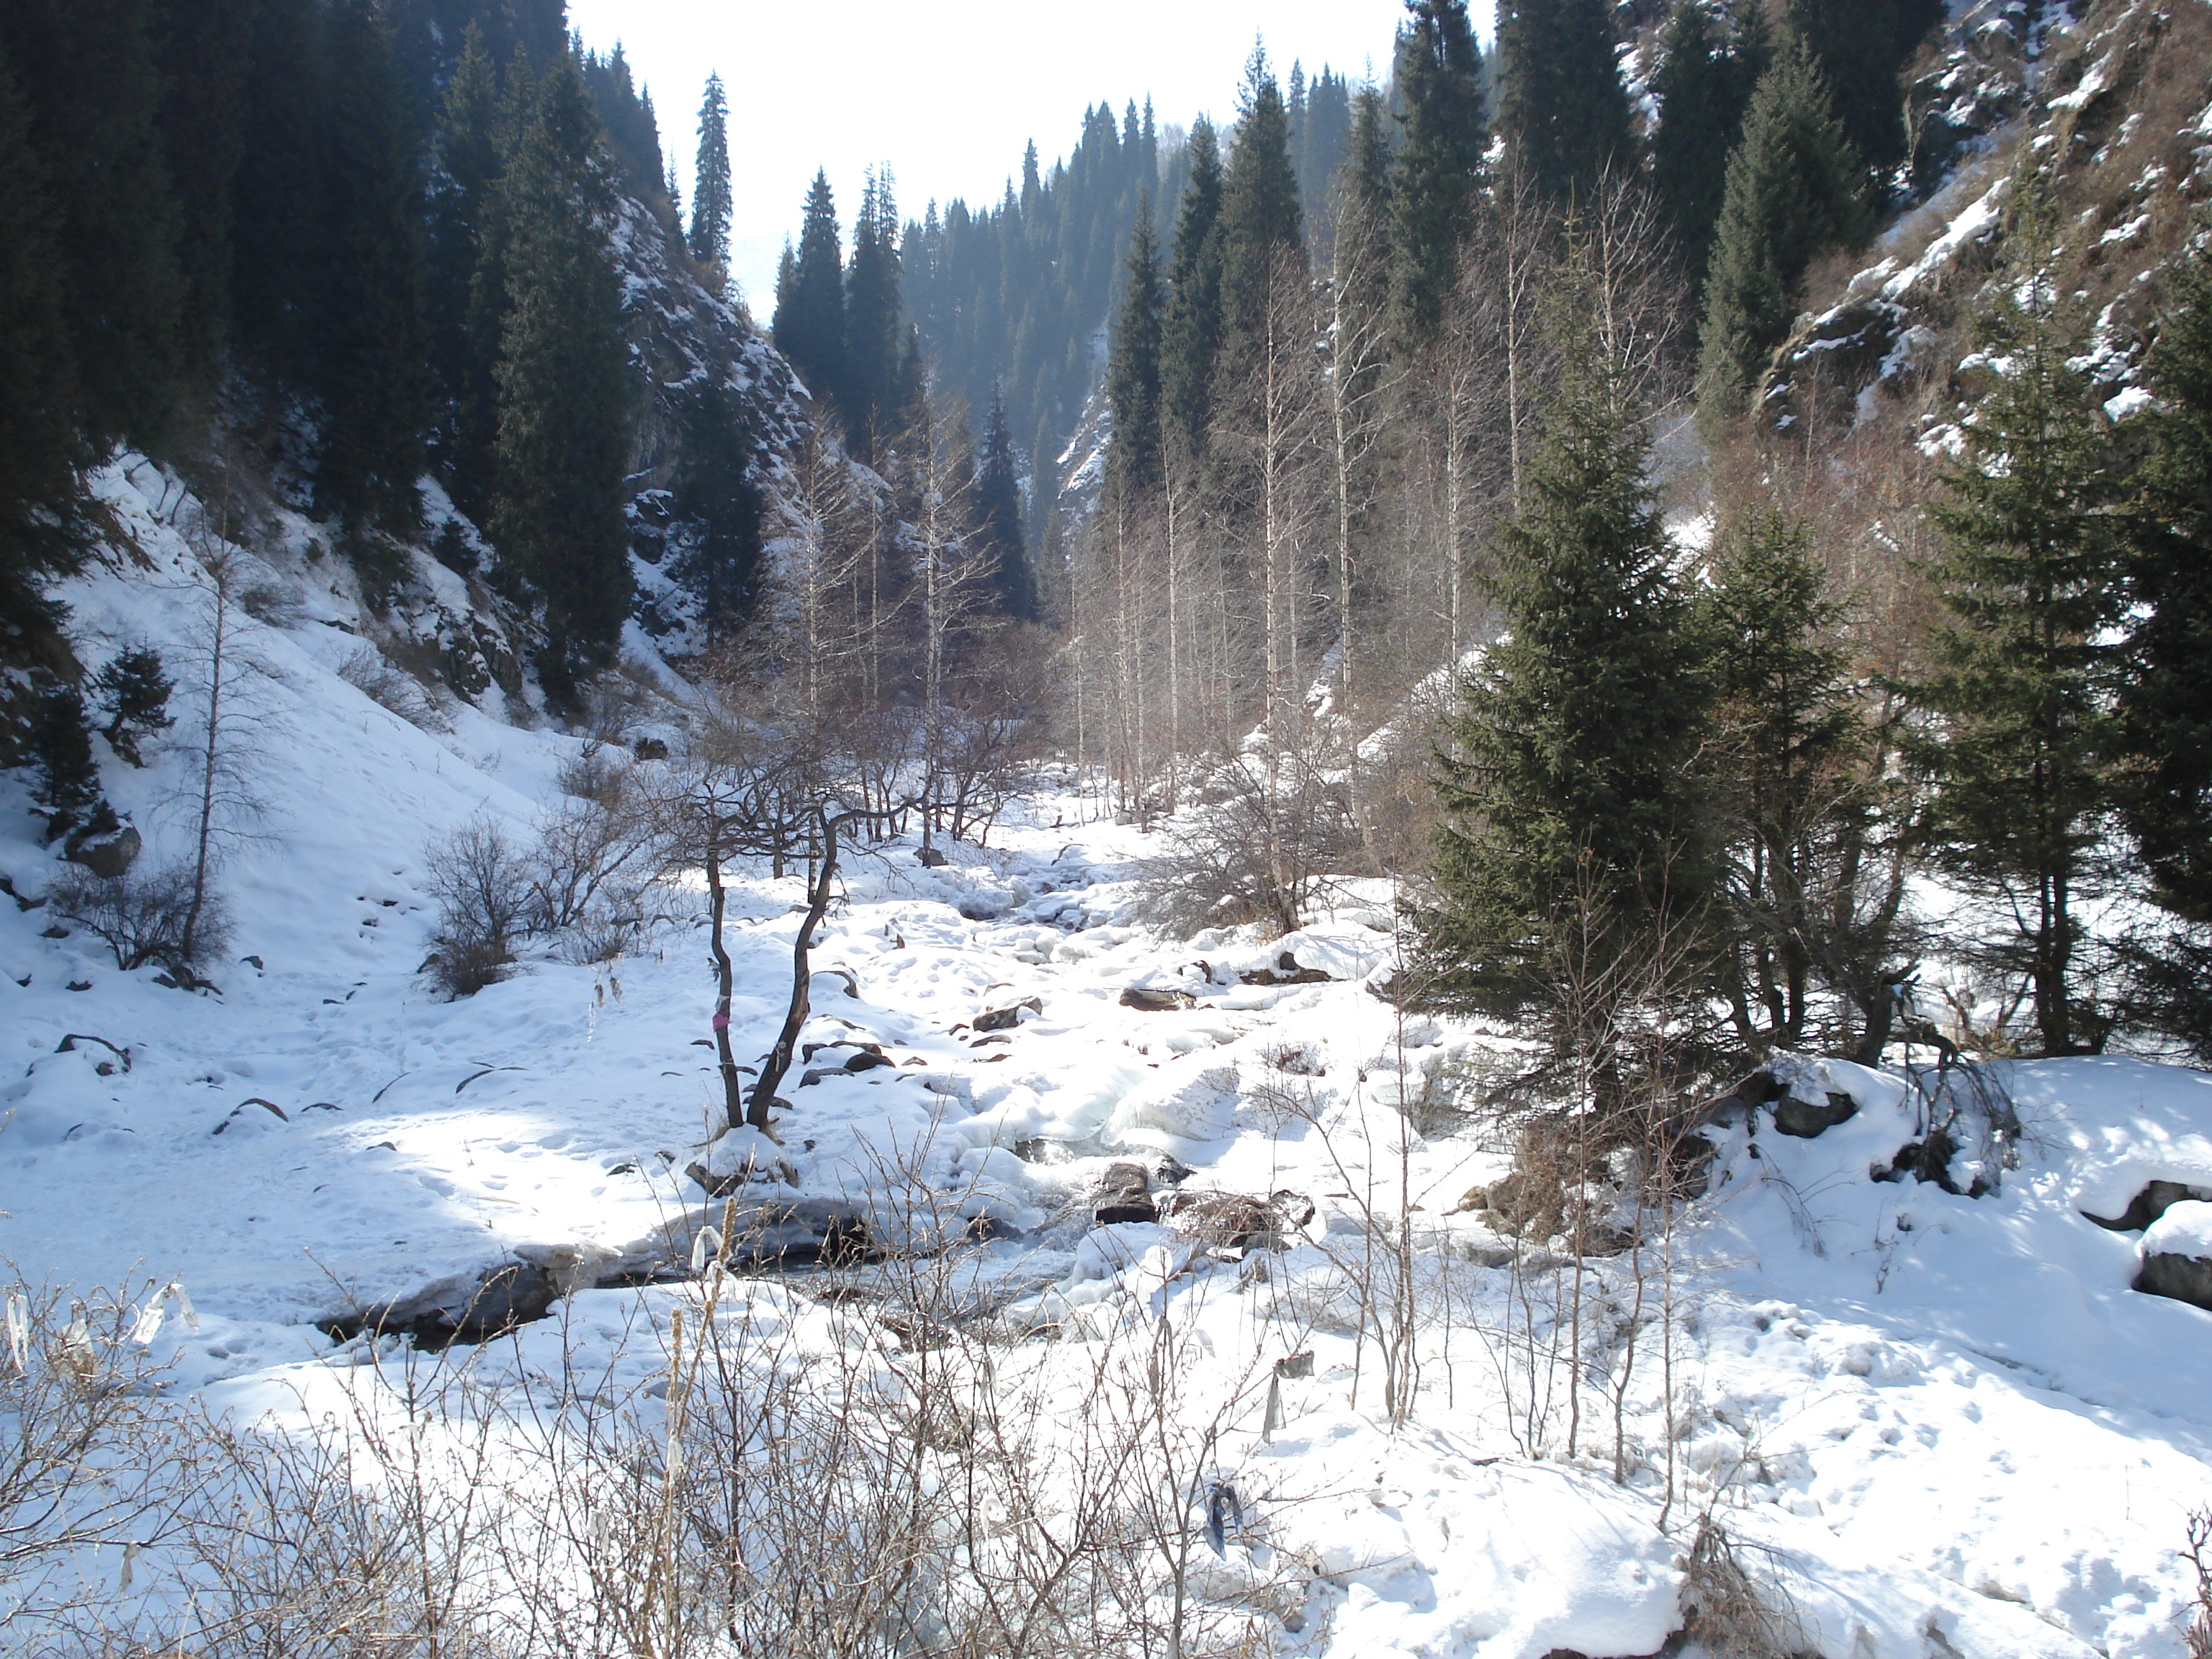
315 0 431 545
1915 233 2125 1055
1161 120 1226 471
1782 0 1941 182
489 53 634 704
670 381 763 647
1652 0 1764 298
4 0 183 447
773 171 847 413
1409 279 1712 1040
976 390 1038 621
843 168 906 457
0 37 86 638
689 72 732 267
150 0 254 387
1106 203 1165 501
1696 35 1868 421
1495 0 1635 203
1390 0 1487 347
430 22 505 516
1216 45 1305 352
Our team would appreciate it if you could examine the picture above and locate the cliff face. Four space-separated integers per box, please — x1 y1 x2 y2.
1761 0 2212 439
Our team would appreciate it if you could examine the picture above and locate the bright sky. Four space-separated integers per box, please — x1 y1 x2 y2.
564 1 1459 313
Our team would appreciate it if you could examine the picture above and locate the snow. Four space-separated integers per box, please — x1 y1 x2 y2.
9 464 2212 1655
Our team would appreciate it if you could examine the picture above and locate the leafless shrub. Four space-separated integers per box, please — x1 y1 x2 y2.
48 861 231 975
337 645 453 734
238 581 307 628
0 1272 187 1633
1678 1516 1804 1659
2183 1507 2212 1659
553 742 626 804
1135 753 1361 940
421 818 529 997
523 796 657 938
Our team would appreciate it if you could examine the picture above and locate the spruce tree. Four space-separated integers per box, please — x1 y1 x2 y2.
688 72 732 268
1916 239 2126 1056
1696 35 1869 422
92 645 174 767
0 37 88 639
232 0 328 397
1161 119 1226 470
431 22 508 520
488 53 634 706
2120 228 2212 926
1494 0 1635 203
1106 202 1165 501
1652 0 1762 298
1216 46 1304 352
670 382 763 648
1782 0 1941 183
843 168 905 457
315 0 431 547
773 171 847 412
1699 508 1868 1050
4 0 183 448
150 0 254 388
1409 284 1711 1043
1390 0 1487 347
975 390 1038 621
27 684 105 845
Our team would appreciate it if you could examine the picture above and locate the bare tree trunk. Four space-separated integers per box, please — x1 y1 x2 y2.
748 807 863 1130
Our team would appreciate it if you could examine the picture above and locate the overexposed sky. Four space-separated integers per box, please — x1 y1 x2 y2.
565 1 1460 312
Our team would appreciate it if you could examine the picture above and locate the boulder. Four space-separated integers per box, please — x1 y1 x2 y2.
63 822 141 880
915 846 948 868
1093 1161 1157 1225
2085 1179 2212 1232
1238 950 1332 987
2135 1251 2212 1313
318 1257 562 1350
2136 1201 2212 1313
1773 1090 1860 1138
1120 986 1197 1012
974 997 1043 1032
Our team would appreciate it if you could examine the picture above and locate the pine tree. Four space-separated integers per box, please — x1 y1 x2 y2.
232 0 328 396
1390 0 1487 347
689 72 732 268
1105 202 1165 501
92 645 174 767
1699 508 1869 1051
1696 35 1869 421
428 21 506 518
0 36 88 640
150 0 254 387
4 0 183 448
1161 119 1226 471
2120 228 2212 927
1216 45 1305 352
314 0 431 547
843 168 905 457
488 53 634 706
1408 283 1711 1041
1916 237 2126 1056
670 382 763 648
773 171 847 413
1782 0 1941 183
27 684 105 845
1495 0 1635 204
975 390 1038 621
1652 0 1763 298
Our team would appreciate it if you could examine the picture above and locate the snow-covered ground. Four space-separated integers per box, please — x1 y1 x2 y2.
6 466 2212 1656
